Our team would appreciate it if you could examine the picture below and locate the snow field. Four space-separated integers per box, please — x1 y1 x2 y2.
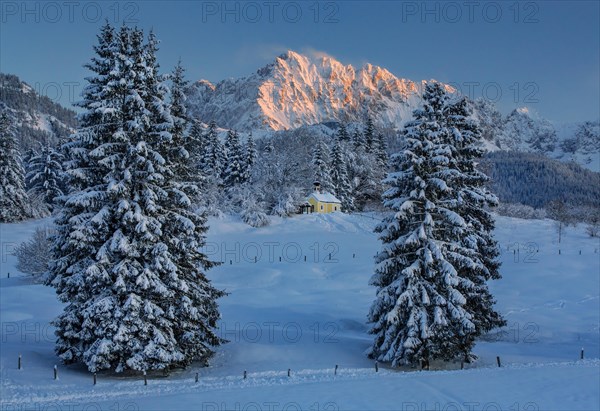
1 212 598 410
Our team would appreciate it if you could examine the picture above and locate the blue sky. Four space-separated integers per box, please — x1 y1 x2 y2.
1 0 598 122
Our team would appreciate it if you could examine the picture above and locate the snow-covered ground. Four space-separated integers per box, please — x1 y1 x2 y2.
1 213 599 410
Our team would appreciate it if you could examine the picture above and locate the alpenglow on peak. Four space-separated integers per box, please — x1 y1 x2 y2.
186 50 451 131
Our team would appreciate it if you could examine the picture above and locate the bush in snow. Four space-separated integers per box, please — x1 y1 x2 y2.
241 198 270 227
584 208 600 237
270 188 304 217
495 203 546 220
14 227 54 281
587 222 600 238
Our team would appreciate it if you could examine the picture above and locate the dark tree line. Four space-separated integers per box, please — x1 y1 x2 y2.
480 151 600 209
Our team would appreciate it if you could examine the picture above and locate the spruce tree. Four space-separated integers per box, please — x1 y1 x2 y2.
223 130 246 187
190 120 224 213
168 60 192 181
367 83 503 367
23 147 38 176
374 132 388 169
312 139 334 193
331 138 353 212
188 121 210 176
187 120 208 188
158 58 225 366
347 124 381 210
364 117 376 153
48 22 122 365
352 129 364 151
0 112 31 222
443 95 505 347
204 121 224 180
263 138 275 155
336 123 350 142
47 24 224 373
244 133 257 183
26 142 64 211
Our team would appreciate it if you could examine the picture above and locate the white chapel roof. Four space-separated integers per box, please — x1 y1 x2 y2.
308 191 341 203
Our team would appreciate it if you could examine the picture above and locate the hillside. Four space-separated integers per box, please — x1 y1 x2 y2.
0 73 77 151
481 151 600 208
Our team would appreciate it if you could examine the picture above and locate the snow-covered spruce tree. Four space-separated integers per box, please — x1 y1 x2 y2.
167 60 194 182
189 120 225 215
244 133 257 182
312 138 333 193
367 82 502 367
23 146 36 163
204 121 225 182
336 123 350 142
46 24 224 373
145 44 226 367
26 142 64 212
364 116 376 153
47 21 121 366
374 132 388 169
263 138 275 155
0 111 32 222
223 130 246 187
187 120 207 173
443 95 505 345
331 137 353 212
352 128 364 151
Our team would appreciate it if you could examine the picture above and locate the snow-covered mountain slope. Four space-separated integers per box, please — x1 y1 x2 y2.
552 119 600 171
0 73 77 151
496 107 558 152
185 52 598 171
473 101 599 171
1 213 598 410
186 50 454 131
